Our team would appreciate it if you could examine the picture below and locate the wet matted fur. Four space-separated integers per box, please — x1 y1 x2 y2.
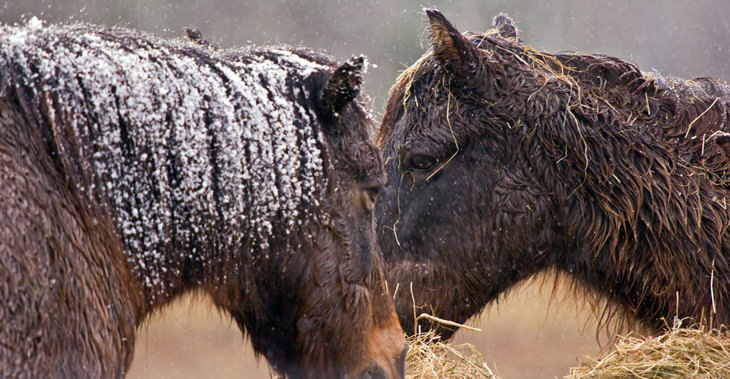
377 9 730 339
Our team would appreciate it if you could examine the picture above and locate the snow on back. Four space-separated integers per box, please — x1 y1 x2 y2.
0 21 332 298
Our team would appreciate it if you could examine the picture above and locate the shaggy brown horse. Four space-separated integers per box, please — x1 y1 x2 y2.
0 20 406 378
377 9 730 339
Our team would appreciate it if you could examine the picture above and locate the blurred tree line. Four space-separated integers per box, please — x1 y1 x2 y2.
3 0 730 116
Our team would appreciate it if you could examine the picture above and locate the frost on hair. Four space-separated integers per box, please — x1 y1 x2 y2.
0 19 334 300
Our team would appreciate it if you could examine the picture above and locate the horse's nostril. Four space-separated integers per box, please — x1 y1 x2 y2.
358 365 387 379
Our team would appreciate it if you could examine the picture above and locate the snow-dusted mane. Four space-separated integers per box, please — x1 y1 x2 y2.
1 20 330 297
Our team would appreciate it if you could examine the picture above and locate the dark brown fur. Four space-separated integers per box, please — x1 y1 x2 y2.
0 22 405 378
0 102 141 378
377 9 730 339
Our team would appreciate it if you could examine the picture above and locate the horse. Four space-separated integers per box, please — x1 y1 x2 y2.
0 20 405 378
376 9 730 339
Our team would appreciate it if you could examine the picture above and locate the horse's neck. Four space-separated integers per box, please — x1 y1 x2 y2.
94 112 327 307
76 74 326 307
571 198 730 331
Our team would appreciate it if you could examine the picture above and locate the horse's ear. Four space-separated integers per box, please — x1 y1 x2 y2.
318 56 365 115
425 9 478 73
492 13 518 39
713 131 730 160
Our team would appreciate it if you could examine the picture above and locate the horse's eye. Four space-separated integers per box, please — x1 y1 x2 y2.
409 154 438 171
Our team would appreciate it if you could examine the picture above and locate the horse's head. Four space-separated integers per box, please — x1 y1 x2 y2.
220 55 406 378
376 10 575 338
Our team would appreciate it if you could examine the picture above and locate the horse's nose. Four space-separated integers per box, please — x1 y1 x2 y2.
357 365 387 379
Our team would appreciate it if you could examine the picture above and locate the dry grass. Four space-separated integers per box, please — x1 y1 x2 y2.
406 316 730 379
404 314 499 379
567 320 730 379
406 332 498 378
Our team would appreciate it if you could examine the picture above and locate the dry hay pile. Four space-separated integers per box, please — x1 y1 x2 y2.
404 316 730 379
404 314 499 379
406 331 497 379
567 323 730 379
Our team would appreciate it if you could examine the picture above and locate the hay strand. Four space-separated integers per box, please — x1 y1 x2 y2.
416 313 482 332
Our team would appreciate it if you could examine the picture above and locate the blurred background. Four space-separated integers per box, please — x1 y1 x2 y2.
3 0 730 378
4 0 730 111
